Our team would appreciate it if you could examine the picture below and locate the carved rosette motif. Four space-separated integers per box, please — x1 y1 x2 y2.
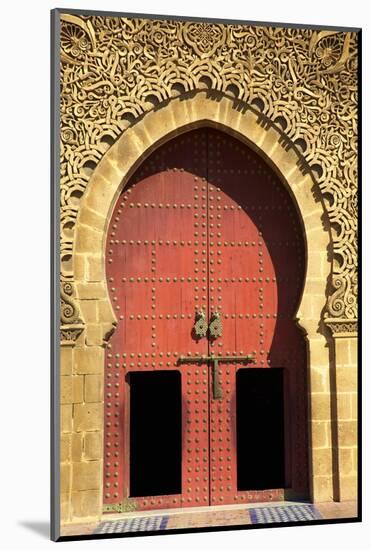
59 14 358 335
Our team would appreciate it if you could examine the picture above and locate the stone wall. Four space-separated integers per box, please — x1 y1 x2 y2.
60 342 104 521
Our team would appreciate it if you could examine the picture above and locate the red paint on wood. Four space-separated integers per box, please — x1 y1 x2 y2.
104 128 308 512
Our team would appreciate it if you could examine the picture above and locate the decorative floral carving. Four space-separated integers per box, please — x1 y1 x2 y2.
60 325 84 345
315 36 343 67
61 22 92 59
59 14 358 330
60 281 84 344
182 22 228 58
61 282 80 324
324 318 358 336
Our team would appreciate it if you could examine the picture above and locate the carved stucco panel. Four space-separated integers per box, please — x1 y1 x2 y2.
59 14 358 337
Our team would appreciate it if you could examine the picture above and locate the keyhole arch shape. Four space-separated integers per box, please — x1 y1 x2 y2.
74 91 331 348
102 125 310 508
73 91 333 504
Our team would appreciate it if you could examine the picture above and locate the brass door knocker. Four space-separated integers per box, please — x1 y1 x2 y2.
193 309 208 339
209 311 222 339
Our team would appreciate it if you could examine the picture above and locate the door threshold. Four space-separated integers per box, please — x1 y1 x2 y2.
103 499 311 520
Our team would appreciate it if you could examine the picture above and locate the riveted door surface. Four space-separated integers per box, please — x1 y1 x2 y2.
206 130 308 505
104 128 308 512
104 131 211 511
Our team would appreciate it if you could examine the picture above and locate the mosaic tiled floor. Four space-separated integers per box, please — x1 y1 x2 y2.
249 504 322 524
94 515 169 534
92 504 320 534
60 501 357 537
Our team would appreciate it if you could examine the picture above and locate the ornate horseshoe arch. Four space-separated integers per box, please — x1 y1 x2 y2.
58 13 358 524
73 93 331 343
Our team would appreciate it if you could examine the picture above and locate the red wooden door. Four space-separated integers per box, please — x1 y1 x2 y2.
206 130 308 505
103 128 308 513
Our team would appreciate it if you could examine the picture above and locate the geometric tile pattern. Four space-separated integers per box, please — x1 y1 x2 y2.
249 504 322 524
93 516 169 534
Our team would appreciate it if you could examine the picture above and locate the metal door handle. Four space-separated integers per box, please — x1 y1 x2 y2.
178 354 256 400
193 309 208 339
209 311 222 339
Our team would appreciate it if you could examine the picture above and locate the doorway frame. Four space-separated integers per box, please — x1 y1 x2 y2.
61 91 356 522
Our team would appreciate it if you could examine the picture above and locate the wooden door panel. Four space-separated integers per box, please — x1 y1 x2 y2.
207 128 307 504
104 130 211 511
104 127 308 512
221 283 263 314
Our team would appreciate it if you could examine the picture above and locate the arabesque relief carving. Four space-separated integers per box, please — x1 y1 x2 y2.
60 281 84 345
59 14 358 338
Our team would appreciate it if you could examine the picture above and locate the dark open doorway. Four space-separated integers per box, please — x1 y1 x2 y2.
236 368 285 491
129 371 182 497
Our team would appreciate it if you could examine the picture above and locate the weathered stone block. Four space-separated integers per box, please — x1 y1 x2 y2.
79 300 97 323
306 225 330 251
311 420 329 448
84 432 103 461
72 433 83 462
351 393 358 419
76 282 107 300
311 393 331 421
72 461 101 491
87 256 104 282
60 492 71 523
338 420 357 446
84 168 118 216
61 376 72 405
303 278 328 295
309 339 329 368
73 254 87 281
239 111 266 146
335 338 351 365
304 207 325 228
339 475 357 501
259 127 280 158
312 448 333 476
129 120 157 153
75 225 103 255
336 367 357 392
312 475 333 502
60 434 71 462
61 375 84 404
74 403 103 432
73 376 84 403
74 347 104 374
310 295 327 321
352 447 358 471
101 322 116 342
85 374 103 403
60 347 73 375
306 251 327 279
61 404 72 433
336 394 352 420
309 367 329 393
100 152 126 182
79 207 106 232
60 463 71 493
339 448 355 476
85 324 103 346
71 490 101 519
299 319 321 340
97 299 115 324
349 338 358 364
